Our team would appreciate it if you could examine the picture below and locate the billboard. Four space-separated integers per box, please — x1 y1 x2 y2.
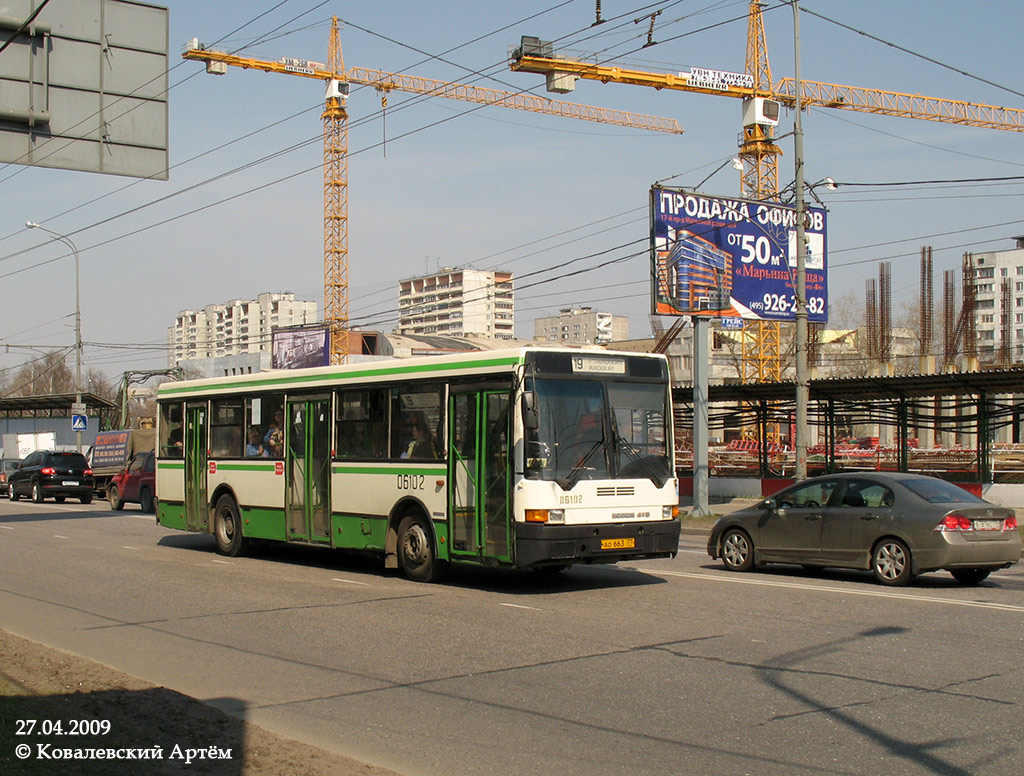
272 326 329 370
651 187 827 322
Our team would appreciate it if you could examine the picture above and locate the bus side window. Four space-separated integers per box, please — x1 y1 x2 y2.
336 389 387 459
210 399 244 458
391 385 443 460
160 402 184 458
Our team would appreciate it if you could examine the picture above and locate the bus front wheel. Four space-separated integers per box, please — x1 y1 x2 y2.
214 495 249 557
398 514 439 583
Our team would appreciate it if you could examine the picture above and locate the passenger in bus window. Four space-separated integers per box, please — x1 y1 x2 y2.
264 408 284 458
402 415 437 460
246 429 269 458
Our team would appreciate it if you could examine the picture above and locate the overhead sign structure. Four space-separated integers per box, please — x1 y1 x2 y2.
0 0 169 179
651 187 828 322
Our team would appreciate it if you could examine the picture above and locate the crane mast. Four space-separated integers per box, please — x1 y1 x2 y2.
322 19 349 364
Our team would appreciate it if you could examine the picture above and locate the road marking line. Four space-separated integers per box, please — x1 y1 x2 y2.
54 535 69 539
331 578 370 586
122 546 138 550
499 603 543 611
637 568 1024 612
211 559 232 565
0 526 13 530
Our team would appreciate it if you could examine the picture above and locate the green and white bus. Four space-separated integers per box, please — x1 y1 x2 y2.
155 347 680 581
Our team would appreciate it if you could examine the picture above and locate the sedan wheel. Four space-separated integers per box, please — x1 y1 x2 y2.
872 538 914 586
721 528 755 572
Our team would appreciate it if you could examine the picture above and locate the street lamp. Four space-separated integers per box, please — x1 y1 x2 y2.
26 221 83 453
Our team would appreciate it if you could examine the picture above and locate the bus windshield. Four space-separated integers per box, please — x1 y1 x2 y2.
525 378 671 488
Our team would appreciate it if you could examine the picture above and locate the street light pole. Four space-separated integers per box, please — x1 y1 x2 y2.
791 0 809 480
26 221 83 453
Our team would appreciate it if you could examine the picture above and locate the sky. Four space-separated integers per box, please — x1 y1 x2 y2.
1 0 1023 386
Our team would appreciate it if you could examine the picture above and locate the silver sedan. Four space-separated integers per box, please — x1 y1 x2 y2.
707 472 1022 585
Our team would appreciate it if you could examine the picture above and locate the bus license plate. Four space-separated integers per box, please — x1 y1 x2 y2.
600 537 635 550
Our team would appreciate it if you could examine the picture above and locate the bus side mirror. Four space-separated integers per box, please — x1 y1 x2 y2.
522 392 539 430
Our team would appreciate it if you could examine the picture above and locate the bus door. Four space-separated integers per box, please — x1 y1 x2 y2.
285 396 332 544
448 389 511 563
184 403 208 531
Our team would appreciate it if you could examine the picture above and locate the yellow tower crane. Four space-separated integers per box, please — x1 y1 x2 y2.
184 17 683 364
510 1 1024 382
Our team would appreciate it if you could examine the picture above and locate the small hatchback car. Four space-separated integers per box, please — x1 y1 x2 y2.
0 458 21 496
8 450 94 504
708 472 1021 586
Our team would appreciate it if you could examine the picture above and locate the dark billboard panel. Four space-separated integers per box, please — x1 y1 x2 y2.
272 326 329 370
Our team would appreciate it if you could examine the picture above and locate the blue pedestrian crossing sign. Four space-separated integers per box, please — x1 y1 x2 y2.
71 415 87 431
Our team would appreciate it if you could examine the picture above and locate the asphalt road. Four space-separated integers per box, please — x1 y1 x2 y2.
1 499 1022 776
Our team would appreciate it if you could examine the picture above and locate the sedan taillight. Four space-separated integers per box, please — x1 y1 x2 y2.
1006 515 1018 531
84 468 92 476
40 467 55 475
935 513 973 532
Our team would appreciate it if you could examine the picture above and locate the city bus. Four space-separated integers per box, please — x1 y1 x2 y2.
155 346 680 581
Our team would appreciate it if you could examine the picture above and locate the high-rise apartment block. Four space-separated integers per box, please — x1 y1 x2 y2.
971 239 1024 364
397 268 514 339
534 306 628 344
168 291 318 365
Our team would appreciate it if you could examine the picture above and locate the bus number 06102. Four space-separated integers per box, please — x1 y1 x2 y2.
397 474 425 490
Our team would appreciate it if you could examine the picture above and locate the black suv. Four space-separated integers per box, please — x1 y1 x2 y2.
8 451 94 504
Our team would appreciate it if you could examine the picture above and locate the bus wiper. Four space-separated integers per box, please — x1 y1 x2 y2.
615 435 668 488
558 436 608 491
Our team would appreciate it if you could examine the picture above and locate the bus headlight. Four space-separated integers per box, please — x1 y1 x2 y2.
525 509 565 524
663 505 679 519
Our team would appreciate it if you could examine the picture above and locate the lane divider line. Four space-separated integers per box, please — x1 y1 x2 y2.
636 568 1024 612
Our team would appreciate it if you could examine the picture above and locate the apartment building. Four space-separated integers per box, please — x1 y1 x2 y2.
168 291 318 365
534 306 629 345
397 268 514 339
971 238 1024 364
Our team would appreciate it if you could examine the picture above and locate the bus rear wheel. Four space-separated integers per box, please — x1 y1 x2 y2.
214 495 249 557
398 514 440 583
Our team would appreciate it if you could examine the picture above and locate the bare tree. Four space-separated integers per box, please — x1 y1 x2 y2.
85 368 116 403
8 351 75 396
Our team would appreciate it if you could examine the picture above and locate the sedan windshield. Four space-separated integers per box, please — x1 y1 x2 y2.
525 378 670 487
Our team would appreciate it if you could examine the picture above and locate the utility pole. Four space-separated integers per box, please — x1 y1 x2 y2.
27 221 83 453
792 0 809 479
